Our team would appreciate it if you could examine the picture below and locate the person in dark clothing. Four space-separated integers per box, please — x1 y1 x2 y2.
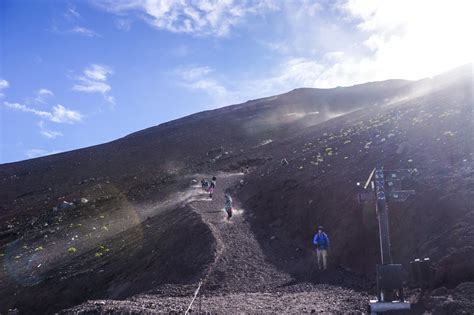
224 193 233 220
209 176 216 198
313 225 330 270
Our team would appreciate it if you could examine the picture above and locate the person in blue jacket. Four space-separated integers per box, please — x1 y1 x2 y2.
313 225 330 270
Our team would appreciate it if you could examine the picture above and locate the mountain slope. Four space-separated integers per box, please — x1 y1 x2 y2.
0 64 473 313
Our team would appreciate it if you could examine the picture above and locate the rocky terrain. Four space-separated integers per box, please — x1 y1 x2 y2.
0 64 473 314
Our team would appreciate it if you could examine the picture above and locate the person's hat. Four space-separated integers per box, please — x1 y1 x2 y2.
318 225 324 230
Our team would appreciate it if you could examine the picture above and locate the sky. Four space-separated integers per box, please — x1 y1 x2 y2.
1 0 473 163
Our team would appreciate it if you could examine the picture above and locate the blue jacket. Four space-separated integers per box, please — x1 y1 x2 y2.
313 232 330 250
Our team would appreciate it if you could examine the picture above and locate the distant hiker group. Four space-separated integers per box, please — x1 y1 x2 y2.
201 176 216 199
201 176 233 220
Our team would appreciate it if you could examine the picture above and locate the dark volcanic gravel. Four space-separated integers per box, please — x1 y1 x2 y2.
1 65 473 314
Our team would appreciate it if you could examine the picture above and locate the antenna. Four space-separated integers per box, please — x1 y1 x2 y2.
364 168 375 190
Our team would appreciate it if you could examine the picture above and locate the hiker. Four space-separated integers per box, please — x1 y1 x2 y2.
224 193 233 220
201 179 209 190
209 176 216 198
313 225 330 270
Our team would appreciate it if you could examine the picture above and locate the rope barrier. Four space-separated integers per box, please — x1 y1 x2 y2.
185 280 202 315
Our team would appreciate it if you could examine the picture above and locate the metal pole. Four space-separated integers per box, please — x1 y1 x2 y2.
374 168 393 264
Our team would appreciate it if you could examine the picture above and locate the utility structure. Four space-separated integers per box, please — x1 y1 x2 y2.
357 167 416 314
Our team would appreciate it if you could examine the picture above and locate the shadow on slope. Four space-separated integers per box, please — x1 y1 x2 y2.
0 205 215 314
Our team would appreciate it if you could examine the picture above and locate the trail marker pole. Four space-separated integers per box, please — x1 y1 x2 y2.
374 168 393 265
357 167 416 314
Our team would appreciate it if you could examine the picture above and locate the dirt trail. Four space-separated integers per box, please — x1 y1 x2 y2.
188 172 293 294
64 172 370 313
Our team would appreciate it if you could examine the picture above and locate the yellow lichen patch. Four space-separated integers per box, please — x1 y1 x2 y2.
35 246 44 251
68 247 77 253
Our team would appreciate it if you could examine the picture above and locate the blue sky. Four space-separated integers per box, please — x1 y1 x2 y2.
1 0 472 163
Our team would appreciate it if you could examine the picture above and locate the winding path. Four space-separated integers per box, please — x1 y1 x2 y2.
64 172 370 313
189 172 293 295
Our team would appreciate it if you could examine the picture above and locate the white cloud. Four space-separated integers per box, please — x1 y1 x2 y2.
33 88 54 104
262 54 379 90
177 66 213 81
65 5 81 20
0 79 9 98
73 80 111 94
105 95 116 106
0 79 9 90
26 149 62 159
38 88 53 96
174 56 355 107
38 121 63 139
253 1 474 90
50 104 83 123
54 7 100 38
4 101 83 124
70 26 100 37
174 60 331 107
4 102 53 119
115 18 133 31
175 66 230 104
83 64 112 81
332 0 474 82
95 0 278 37
73 64 115 105
40 130 63 138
